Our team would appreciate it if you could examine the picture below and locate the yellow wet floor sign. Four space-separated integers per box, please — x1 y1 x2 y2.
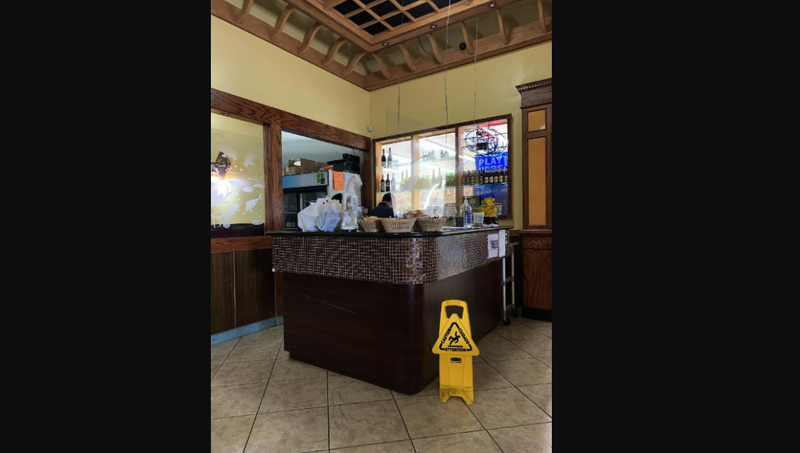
432 300 480 404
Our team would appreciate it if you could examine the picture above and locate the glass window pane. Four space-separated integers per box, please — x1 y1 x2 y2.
528 110 546 131
211 113 265 230
376 138 412 216
459 119 509 216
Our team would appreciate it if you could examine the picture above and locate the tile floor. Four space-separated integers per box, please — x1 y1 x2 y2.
211 318 552 453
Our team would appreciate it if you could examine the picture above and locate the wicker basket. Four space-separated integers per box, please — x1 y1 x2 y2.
358 218 384 232
415 217 447 232
380 218 417 233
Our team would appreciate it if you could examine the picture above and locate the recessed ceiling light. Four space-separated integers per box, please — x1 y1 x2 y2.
430 24 438 29
382 42 389 46
489 2 497 7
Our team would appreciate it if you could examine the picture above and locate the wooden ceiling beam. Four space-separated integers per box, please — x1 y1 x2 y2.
425 0 441 13
278 0 524 53
496 9 509 45
398 43 417 72
344 51 367 76
426 33 444 65
235 0 254 24
388 0 417 23
324 0 349 10
372 0 523 50
372 53 392 79
363 20 551 91
354 0 395 31
360 19 379 29
298 22 323 55
404 0 428 10
281 0 375 50
537 0 548 33
323 37 348 67
210 0 365 89
270 5 296 40
459 22 474 54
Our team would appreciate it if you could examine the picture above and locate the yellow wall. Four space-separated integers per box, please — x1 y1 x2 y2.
369 43 552 230
211 16 371 137
211 13 551 230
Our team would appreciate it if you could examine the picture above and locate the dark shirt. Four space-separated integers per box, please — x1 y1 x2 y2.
369 202 394 218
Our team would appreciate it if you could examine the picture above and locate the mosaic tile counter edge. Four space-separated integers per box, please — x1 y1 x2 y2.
271 228 512 285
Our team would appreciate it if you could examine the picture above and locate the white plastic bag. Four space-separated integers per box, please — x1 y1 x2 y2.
316 199 343 232
297 198 328 232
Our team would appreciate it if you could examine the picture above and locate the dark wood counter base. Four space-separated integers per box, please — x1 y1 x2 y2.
282 260 503 395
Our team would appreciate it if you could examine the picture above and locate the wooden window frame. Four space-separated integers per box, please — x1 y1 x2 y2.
211 87 373 237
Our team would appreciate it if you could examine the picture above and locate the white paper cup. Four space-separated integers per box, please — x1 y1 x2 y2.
473 212 485 225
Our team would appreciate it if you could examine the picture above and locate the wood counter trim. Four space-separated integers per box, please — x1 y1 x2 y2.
211 236 272 254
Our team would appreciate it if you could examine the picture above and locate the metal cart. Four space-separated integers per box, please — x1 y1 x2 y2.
501 241 520 326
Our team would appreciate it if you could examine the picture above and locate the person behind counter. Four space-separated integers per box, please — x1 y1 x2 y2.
369 193 395 218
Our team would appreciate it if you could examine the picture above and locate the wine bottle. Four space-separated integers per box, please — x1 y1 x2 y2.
388 148 393 166
391 173 396 191
381 149 386 167
386 174 392 192
380 175 386 192
492 168 498 184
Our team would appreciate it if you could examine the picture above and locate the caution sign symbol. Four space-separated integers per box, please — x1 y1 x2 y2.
439 322 473 353
433 314 480 357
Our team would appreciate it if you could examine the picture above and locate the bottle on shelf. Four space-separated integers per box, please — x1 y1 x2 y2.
460 197 473 226
391 173 396 191
381 149 386 167
380 175 386 192
386 174 392 192
503 167 507 183
388 148 393 166
493 168 498 184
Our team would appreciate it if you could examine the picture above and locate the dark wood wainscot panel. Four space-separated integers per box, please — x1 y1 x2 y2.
211 253 235 335
211 245 277 335
520 230 552 321
235 250 276 327
281 260 503 395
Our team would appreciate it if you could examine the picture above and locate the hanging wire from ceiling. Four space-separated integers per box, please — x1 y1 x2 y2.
444 0 453 131
396 1 407 126
471 3 480 129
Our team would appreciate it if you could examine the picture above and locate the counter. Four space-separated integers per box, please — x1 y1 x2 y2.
269 226 512 394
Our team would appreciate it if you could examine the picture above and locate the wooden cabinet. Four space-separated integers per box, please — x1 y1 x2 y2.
517 79 552 320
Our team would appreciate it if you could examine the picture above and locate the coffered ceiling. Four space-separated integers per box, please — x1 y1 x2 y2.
211 0 551 91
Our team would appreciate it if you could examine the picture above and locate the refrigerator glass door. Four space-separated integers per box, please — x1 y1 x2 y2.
283 192 299 229
300 190 328 210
